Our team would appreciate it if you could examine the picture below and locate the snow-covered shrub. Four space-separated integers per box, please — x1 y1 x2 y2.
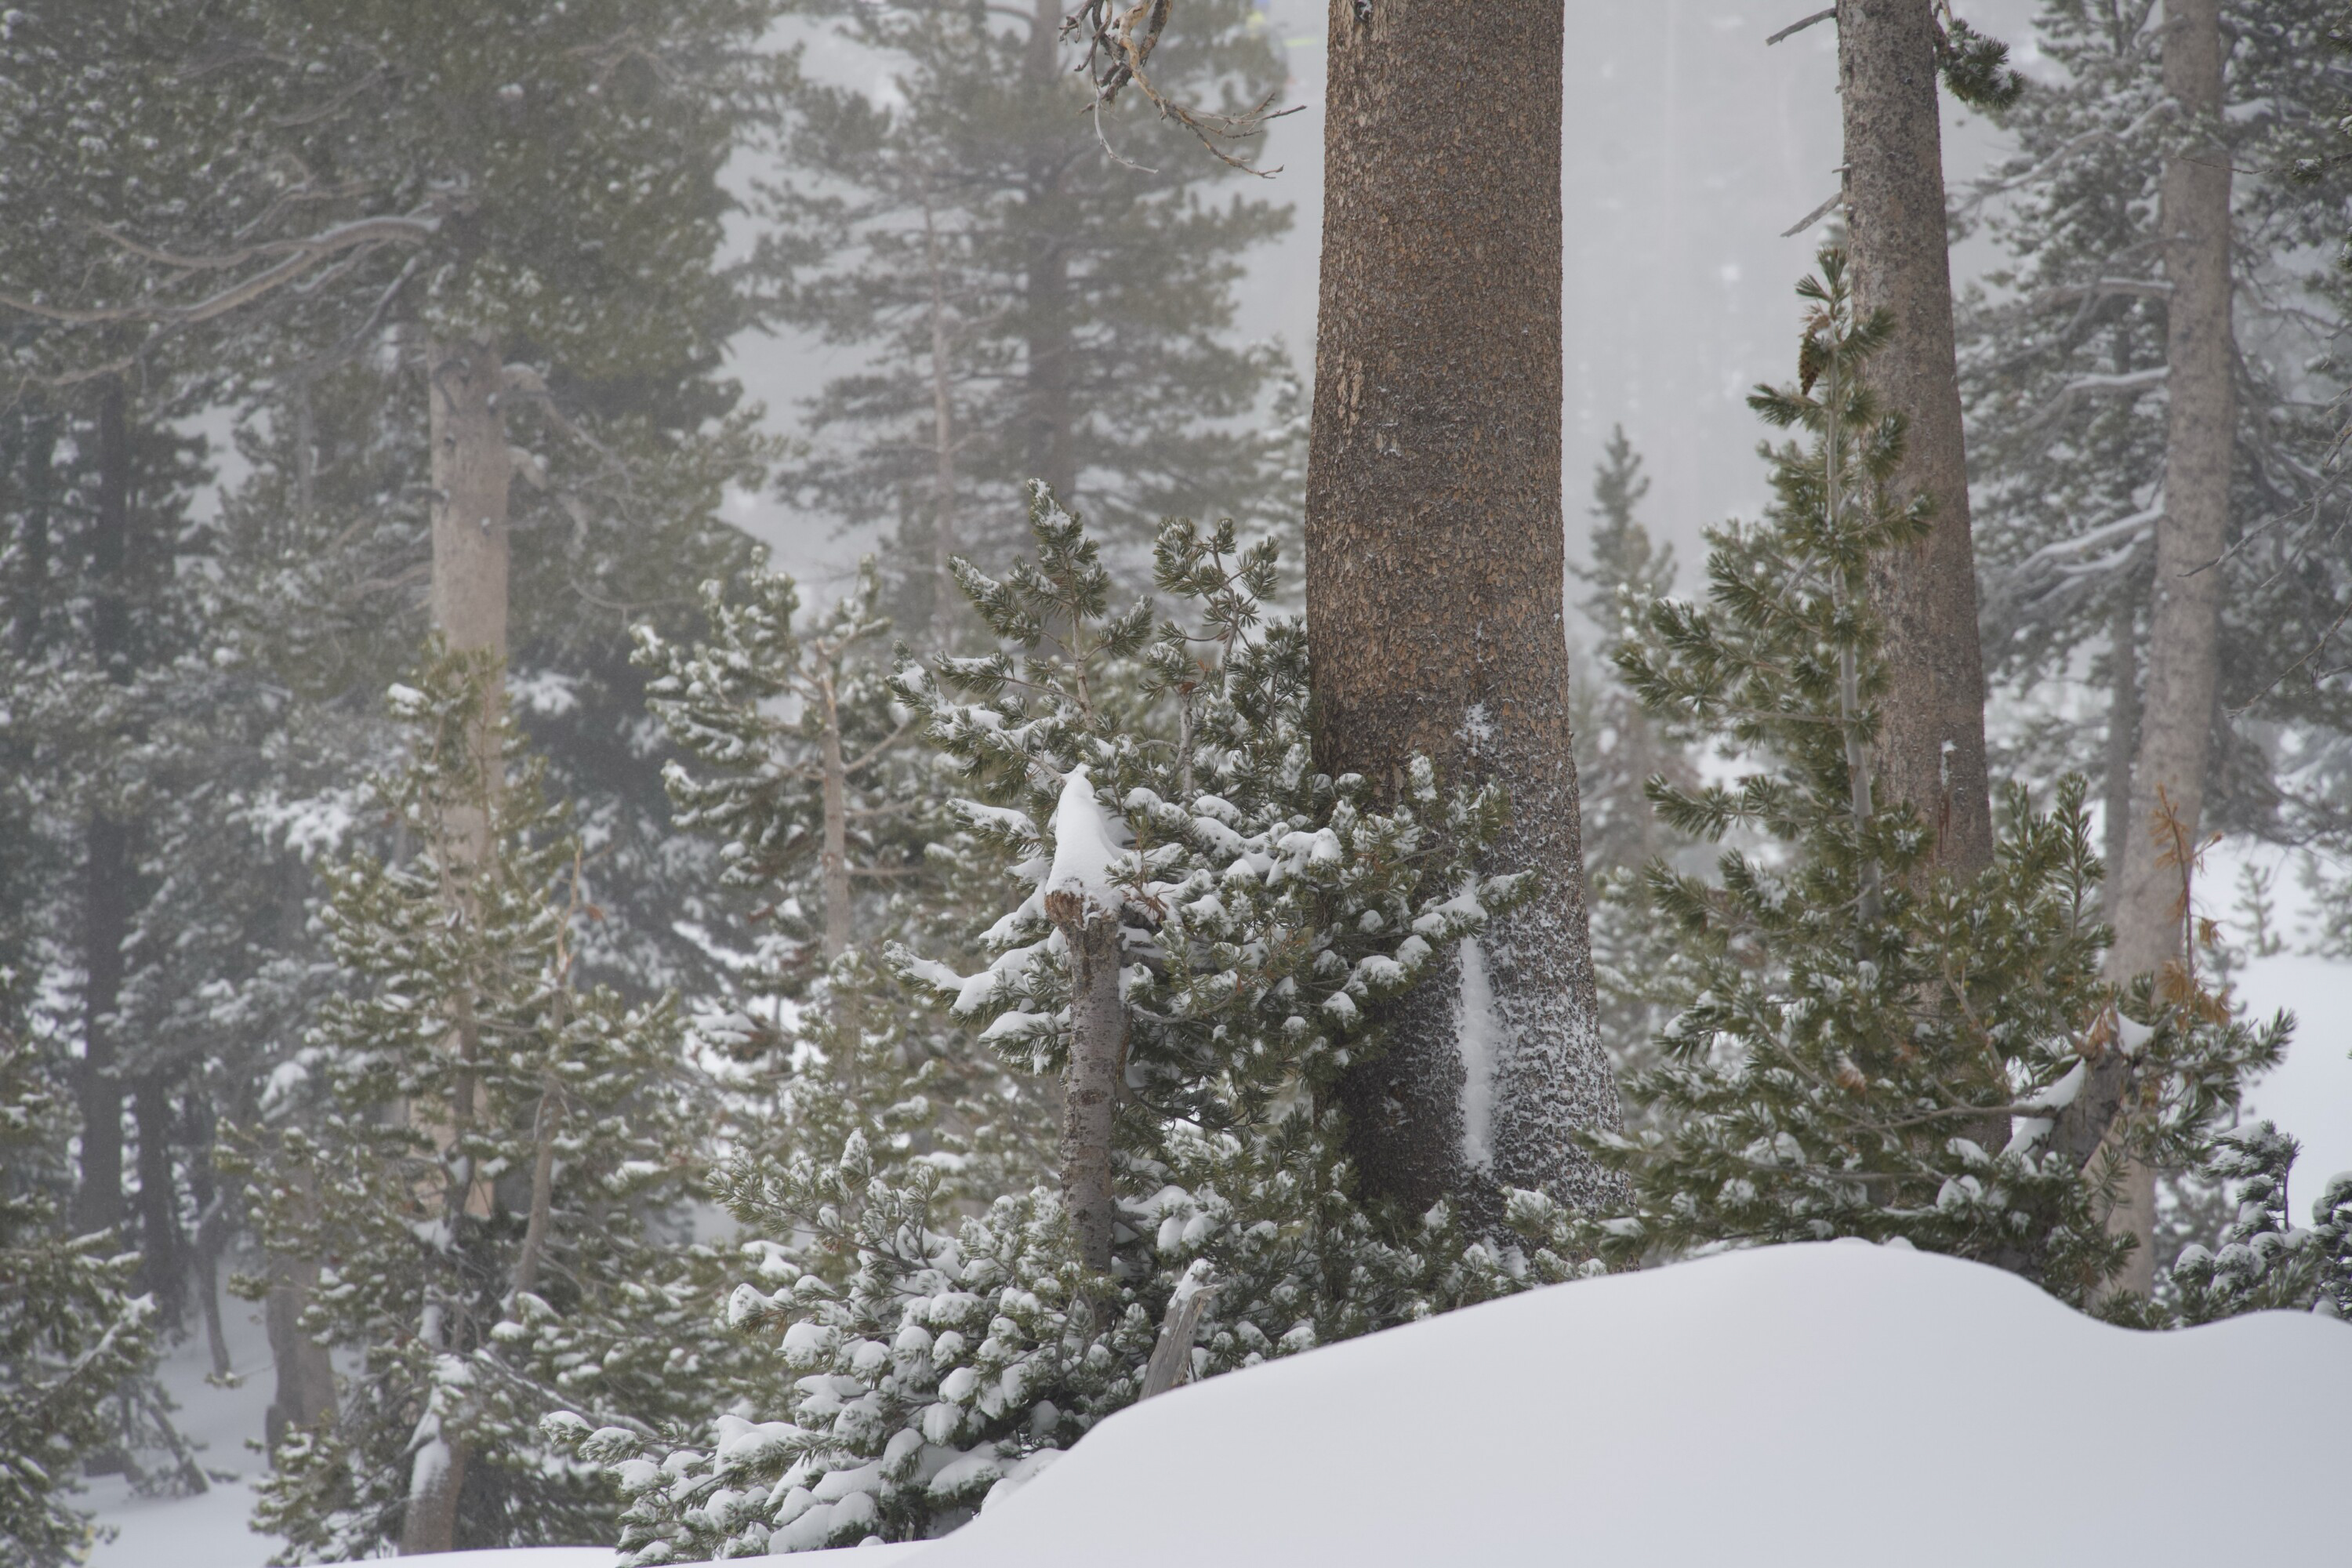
2169 1122 2352 1323
557 488 1598 1558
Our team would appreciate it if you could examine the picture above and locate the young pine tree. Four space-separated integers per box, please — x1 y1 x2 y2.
556 488 1595 1557
633 557 1051 1211
231 654 735 1561
1568 427 1698 1090
0 1034 156 1568
1594 252 2287 1310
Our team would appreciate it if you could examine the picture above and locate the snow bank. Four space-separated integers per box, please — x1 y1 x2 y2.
907 1243 2351 1567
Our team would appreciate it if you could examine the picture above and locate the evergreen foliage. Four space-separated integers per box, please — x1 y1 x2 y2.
229 653 736 1562
2168 1120 2352 1323
766 0 1298 626
634 557 1052 1213
1567 427 1697 1093
1594 252 2288 1308
0 1036 157 1568
1959 0 2352 883
554 486 1597 1557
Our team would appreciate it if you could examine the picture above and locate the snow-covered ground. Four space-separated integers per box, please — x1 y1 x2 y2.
921 1243 2349 1567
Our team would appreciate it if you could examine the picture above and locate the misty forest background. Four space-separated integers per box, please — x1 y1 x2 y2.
5 1 2352 1564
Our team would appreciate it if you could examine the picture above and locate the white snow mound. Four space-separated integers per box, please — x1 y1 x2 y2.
1043 764 1131 910
906 1242 2351 1567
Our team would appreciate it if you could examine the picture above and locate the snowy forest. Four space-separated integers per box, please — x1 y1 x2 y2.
3 2 2350 1565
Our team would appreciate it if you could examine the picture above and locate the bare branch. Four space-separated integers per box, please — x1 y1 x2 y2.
1767 9 1838 47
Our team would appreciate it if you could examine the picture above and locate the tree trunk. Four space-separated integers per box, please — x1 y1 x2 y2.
7 402 55 658
2102 575 2143 885
1307 0 1622 1220
134 1074 185 1326
263 1163 339 1451
818 674 852 964
427 331 511 839
1839 0 1995 878
923 191 961 645
1045 889 1123 1272
1020 0 1077 507
400 1418 467 1558
73 381 134 1240
2103 0 2234 1295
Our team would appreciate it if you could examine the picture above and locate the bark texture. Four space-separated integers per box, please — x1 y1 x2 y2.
1046 889 1123 1272
1839 0 1995 877
2103 0 2235 1294
402 332 510 1552
428 334 513 662
1307 0 1621 1218
73 382 134 1239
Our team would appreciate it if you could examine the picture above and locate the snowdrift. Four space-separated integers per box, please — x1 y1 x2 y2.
906 1241 2349 1567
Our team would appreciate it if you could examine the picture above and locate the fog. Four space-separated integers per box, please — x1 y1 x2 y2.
734 0 2046 604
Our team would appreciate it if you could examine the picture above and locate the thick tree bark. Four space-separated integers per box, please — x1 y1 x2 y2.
1307 0 1621 1219
1045 889 1123 1272
2103 0 2234 1295
1838 0 1995 877
73 382 135 1240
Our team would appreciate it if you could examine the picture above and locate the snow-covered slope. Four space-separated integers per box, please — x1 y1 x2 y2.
911 1242 2350 1567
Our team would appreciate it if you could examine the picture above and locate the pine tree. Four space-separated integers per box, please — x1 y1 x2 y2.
0 1035 156 1567
1567 429 1697 1098
228 653 736 1561
1957 0 2352 1286
554 487 1598 1556
769 0 1297 631
1593 251 2287 1308
633 557 1051 1210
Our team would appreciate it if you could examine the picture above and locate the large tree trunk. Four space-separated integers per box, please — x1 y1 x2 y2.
2103 0 2234 1295
1046 889 1123 1272
1307 0 1621 1220
1838 0 1995 877
73 381 134 1240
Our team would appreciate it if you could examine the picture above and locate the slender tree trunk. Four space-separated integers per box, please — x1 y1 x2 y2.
1045 890 1123 1272
263 1163 338 1451
818 674 852 964
2102 575 2143 884
2104 0 2234 1295
1021 0 1077 506
1308 0 1621 1220
8 404 55 658
133 1074 185 1325
74 381 135 1240
427 331 511 783
923 191 962 645
1839 0 1995 877
401 331 511 1552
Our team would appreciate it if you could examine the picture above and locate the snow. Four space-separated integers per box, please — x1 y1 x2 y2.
1453 936 1500 1171
1044 765 1132 911
904 1243 2352 1567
